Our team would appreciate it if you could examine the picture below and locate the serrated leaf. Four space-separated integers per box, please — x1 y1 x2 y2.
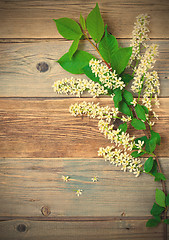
166 194 169 207
53 18 82 40
99 25 118 63
150 202 165 216
164 219 169 224
113 88 122 108
150 130 161 145
123 90 133 105
145 138 156 153
79 14 86 30
69 38 80 59
110 47 132 75
131 118 146 130
154 172 166 182
144 157 153 173
146 218 161 227
135 104 146 121
83 64 101 84
57 50 95 74
118 101 133 116
86 3 104 43
131 151 144 158
118 122 127 133
155 189 166 207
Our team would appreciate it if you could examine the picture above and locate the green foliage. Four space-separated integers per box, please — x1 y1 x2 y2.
57 50 95 74
69 38 80 59
110 47 132 75
99 25 118 63
120 73 133 85
118 122 127 133
146 217 161 227
145 138 156 154
164 219 169 224
83 65 101 84
134 136 148 147
150 130 161 145
113 88 122 108
118 100 133 116
86 3 104 43
131 151 144 158
123 90 133 105
135 104 146 121
141 105 149 114
155 189 166 207
53 18 82 40
79 14 86 30
154 173 166 182
131 118 146 130
144 157 154 173
166 194 169 207
150 202 165 216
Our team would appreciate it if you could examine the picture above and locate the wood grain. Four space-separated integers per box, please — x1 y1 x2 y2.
0 219 167 240
0 39 168 97
0 158 168 217
0 98 169 158
0 0 169 39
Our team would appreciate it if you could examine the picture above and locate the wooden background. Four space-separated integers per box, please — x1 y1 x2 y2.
0 0 169 239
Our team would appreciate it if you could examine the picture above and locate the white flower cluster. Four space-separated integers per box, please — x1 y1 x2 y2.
134 140 145 153
69 101 119 123
129 14 150 65
52 77 107 98
89 59 125 90
98 146 143 177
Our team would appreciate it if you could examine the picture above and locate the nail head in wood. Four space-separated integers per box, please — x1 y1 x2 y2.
41 206 51 216
36 62 49 72
16 224 27 232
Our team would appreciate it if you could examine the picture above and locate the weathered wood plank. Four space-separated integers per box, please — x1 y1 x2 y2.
0 0 169 39
0 98 169 158
0 219 167 240
0 158 168 217
0 40 168 97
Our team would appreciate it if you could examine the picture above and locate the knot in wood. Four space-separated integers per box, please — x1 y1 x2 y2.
41 206 51 216
36 62 49 72
16 224 27 232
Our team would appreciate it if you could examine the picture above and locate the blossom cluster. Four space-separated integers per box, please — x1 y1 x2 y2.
52 77 107 98
98 146 143 177
89 59 125 90
129 13 150 65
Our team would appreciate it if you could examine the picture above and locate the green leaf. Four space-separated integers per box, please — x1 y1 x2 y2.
113 88 122 108
123 90 133 105
149 160 158 176
53 18 82 40
150 130 161 145
131 118 146 130
86 3 104 43
83 64 101 84
154 173 166 182
144 157 154 173
134 136 148 147
150 202 165 216
145 138 156 153
166 194 169 207
135 104 146 121
131 151 144 158
79 14 86 30
164 219 169 224
69 38 80 59
99 25 118 63
110 47 132 75
118 101 133 116
118 122 127 133
146 218 161 227
120 73 133 84
141 105 149 114
57 50 95 74
155 189 166 207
